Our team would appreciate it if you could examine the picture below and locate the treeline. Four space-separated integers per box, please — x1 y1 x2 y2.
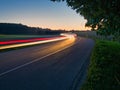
52 0 120 41
0 23 65 35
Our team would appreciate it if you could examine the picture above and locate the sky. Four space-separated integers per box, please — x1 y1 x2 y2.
0 0 90 30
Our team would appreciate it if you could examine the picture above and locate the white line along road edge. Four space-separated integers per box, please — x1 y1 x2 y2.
0 40 76 77
0 36 69 50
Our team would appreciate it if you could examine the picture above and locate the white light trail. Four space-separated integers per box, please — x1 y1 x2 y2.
0 36 68 50
0 33 76 50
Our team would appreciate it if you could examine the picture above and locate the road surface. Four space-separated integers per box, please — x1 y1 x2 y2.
0 37 94 90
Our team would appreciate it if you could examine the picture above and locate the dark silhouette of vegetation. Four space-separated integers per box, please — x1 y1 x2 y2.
81 40 120 90
0 23 65 35
51 0 120 40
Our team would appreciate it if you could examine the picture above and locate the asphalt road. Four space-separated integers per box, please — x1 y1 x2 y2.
0 37 94 90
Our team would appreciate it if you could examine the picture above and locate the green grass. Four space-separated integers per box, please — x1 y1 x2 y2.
81 40 120 90
0 35 58 41
0 34 59 52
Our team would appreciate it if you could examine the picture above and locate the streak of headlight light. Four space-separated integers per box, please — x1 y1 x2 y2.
0 37 69 50
60 33 76 38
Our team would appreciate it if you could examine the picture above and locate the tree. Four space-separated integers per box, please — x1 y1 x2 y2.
51 0 120 40
0 23 65 35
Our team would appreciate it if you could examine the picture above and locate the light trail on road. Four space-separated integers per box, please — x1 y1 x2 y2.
0 36 65 45
0 37 94 90
0 38 76 77
0 34 76 50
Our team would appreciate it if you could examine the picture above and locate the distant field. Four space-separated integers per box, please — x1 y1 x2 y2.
75 31 114 41
0 35 59 41
75 31 97 38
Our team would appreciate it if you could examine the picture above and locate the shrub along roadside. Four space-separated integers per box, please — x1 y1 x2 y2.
81 40 120 90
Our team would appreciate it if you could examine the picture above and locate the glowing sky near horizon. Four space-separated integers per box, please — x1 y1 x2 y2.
0 0 90 30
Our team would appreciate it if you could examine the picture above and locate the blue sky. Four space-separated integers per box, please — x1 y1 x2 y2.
0 0 89 30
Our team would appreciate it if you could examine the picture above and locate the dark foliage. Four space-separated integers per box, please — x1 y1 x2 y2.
81 40 120 90
0 23 64 35
51 0 120 40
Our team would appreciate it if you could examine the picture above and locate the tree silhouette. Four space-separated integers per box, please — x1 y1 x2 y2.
0 23 65 35
51 0 120 39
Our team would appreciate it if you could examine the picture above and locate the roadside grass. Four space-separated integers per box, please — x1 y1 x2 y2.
0 35 58 41
81 40 120 90
0 34 59 52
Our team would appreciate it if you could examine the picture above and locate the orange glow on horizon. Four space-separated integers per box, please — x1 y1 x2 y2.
20 16 91 31
26 23 90 31
0 0 91 31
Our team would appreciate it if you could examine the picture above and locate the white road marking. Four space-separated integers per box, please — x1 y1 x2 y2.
0 42 75 77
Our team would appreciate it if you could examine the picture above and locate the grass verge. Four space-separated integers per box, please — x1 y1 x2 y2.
0 35 58 41
81 40 120 90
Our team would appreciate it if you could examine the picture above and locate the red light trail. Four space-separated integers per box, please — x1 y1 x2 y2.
0 36 64 45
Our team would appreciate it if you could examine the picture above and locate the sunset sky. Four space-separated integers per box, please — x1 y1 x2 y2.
0 0 90 30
